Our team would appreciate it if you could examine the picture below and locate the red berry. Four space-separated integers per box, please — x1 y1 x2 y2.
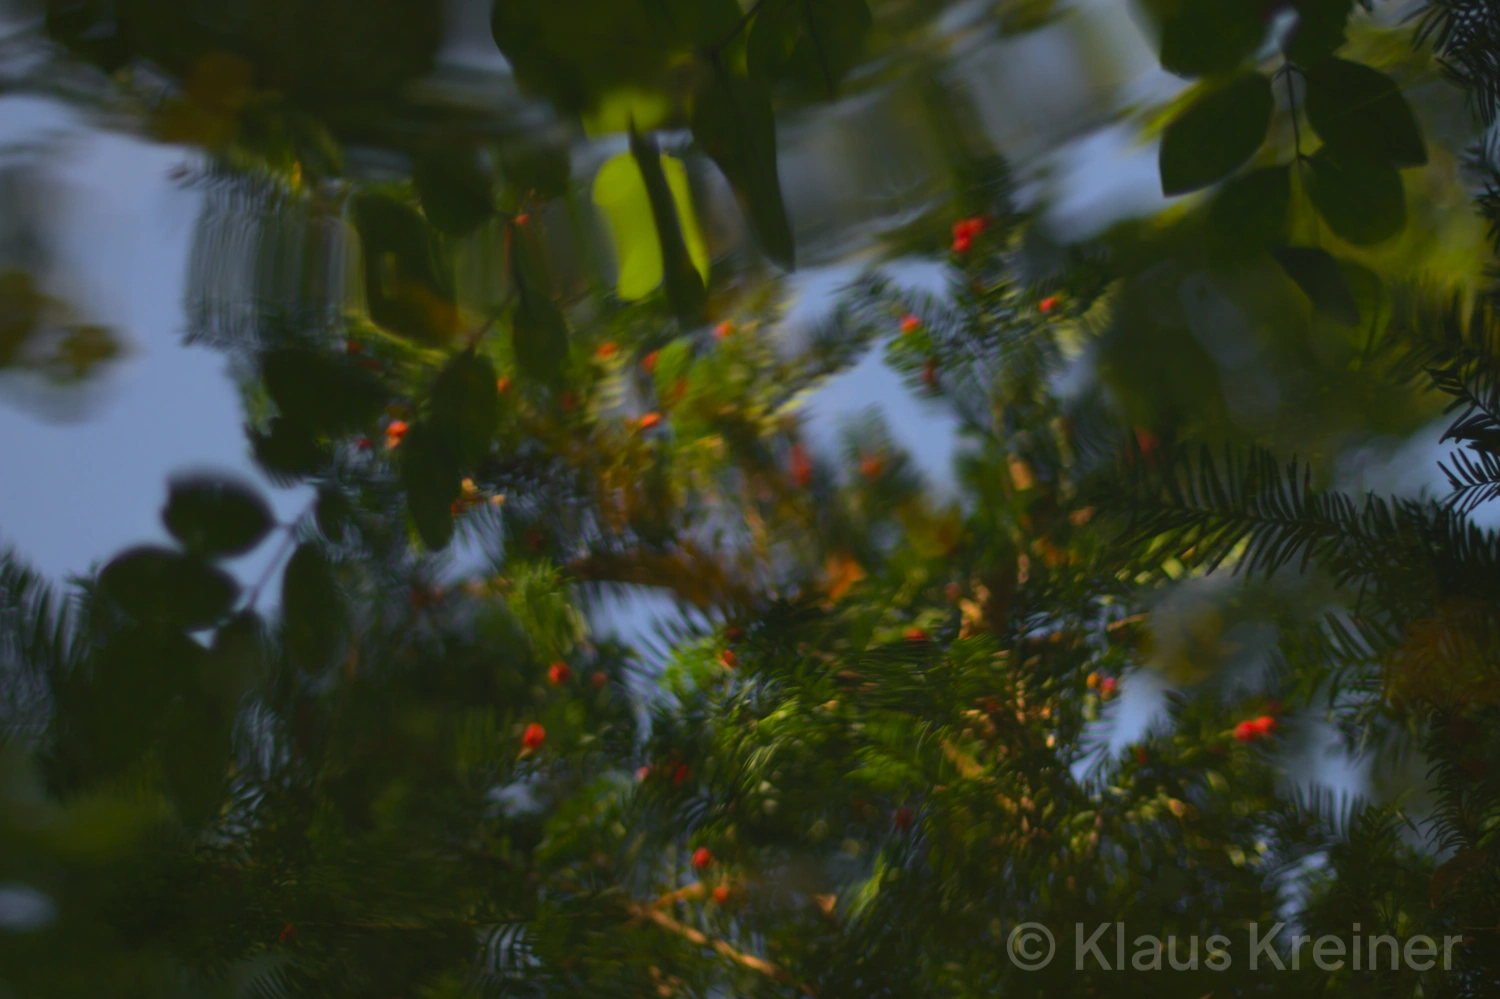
357 437 374 451
591 671 608 690
720 649 737 669
513 213 530 226
1100 677 1117 697
279 923 296 943
714 321 735 340
1038 295 1060 314
636 765 652 782
790 442 813 488
496 376 511 393
893 807 914 829
638 411 662 430
673 764 691 787
1233 721 1257 743
904 627 927 642
547 662 572 685
595 341 618 359
384 420 409 450
900 314 921 335
860 454 885 479
712 884 731 904
1134 427 1160 455
1136 746 1148 766
1252 715 1277 736
522 723 546 750
642 350 659 373
952 234 971 254
691 847 714 870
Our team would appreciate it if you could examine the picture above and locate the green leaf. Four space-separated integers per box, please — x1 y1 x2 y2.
1159 72 1273 195
162 474 274 559
691 68 795 270
99 546 239 629
1206 165 1291 254
1303 58 1427 167
414 143 496 237
260 348 386 436
430 350 500 468
1307 148 1406 245
399 422 461 550
281 542 346 668
250 417 327 484
510 229 571 385
1283 0 1353 63
1140 0 1266 77
1272 246 1361 326
352 190 459 341
748 0 873 98
498 138 573 201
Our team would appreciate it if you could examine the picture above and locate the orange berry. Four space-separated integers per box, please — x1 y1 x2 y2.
900 314 921 335
595 341 618 359
1086 672 1100 689
496 376 511 393
522 723 546 750
860 454 885 479
384 420 409 449
1252 715 1277 736
636 765 652 782
712 884 731 904
1038 295 1060 315
641 350 659 373
547 662 572 685
713 321 735 340
691 847 713 870
513 213 529 226
638 411 662 430
1100 677 1117 698
904 627 927 642
720 649 737 669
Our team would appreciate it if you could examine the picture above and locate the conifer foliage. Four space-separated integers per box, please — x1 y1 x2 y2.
3 0 1500 996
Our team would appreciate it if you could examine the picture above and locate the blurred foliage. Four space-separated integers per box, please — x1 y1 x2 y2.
3 0 1500 996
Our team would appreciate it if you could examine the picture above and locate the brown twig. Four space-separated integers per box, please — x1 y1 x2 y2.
625 902 817 996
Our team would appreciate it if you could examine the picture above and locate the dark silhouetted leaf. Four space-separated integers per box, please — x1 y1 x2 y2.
100 546 239 629
1159 72 1273 195
1273 246 1362 326
510 229 570 385
748 0 872 98
1303 57 1427 167
1307 147 1406 245
1207 165 1291 254
1283 0 1353 63
414 143 496 237
499 139 573 201
629 130 708 326
158 694 232 823
399 422 461 550
281 542 346 668
352 190 460 341
431 350 500 468
692 69 795 270
1140 0 1265 77
250 417 327 483
260 348 386 436
203 611 265 710
162 473 274 558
